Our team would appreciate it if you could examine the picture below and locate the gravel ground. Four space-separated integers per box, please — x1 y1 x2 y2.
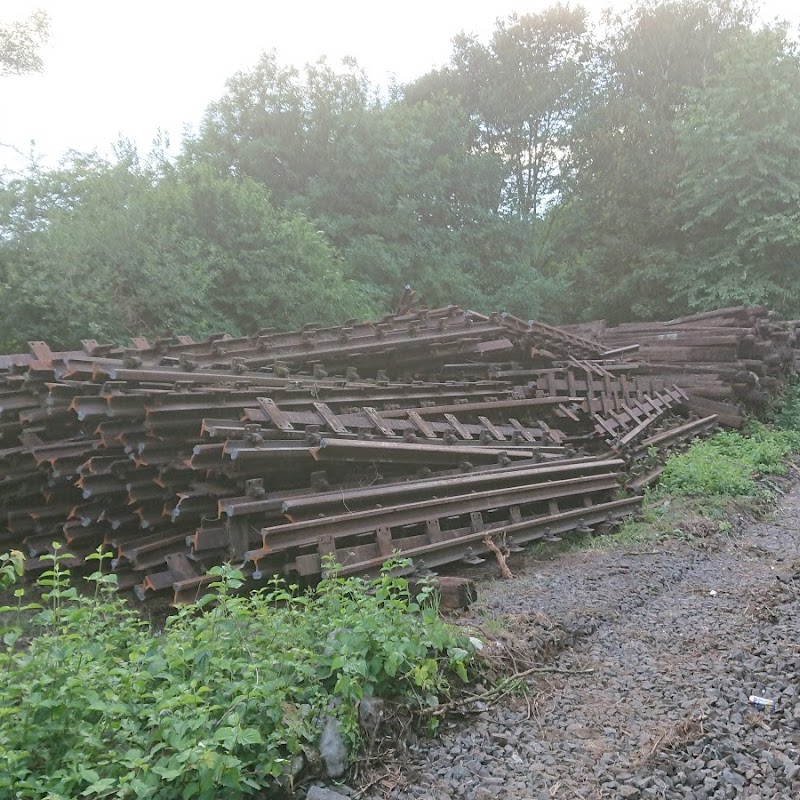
349 482 800 800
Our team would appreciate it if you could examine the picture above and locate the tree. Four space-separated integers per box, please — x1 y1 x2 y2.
552 0 755 321
0 9 49 76
407 6 593 219
671 26 800 314
189 51 523 311
304 94 506 298
0 152 377 349
186 52 373 211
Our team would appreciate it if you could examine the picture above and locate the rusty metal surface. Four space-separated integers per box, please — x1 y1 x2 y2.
6 302 787 603
250 471 622 559
563 307 799 428
324 497 642 579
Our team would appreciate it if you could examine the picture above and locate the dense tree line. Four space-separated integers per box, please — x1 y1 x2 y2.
1 0 799 350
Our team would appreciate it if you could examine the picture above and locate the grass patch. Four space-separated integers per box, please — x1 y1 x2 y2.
657 423 800 497
611 492 772 548
0 550 476 800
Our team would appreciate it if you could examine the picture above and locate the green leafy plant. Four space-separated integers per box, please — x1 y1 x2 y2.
775 378 800 433
0 554 475 799
0 550 24 591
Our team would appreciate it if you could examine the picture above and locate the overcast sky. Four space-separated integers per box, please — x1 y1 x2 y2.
2 0 798 173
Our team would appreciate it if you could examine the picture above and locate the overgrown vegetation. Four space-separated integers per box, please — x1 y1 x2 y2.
0 553 475 799
658 382 800 498
658 424 800 497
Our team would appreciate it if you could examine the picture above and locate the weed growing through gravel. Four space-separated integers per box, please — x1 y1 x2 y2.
0 549 475 800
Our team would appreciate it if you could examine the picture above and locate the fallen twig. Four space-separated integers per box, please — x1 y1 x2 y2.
483 534 514 579
354 767 403 799
431 664 594 716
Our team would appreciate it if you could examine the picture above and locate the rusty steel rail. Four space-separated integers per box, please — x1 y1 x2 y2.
246 472 618 563
110 308 605 374
158 458 629 598
325 497 642 579
275 457 624 522
635 414 718 454
590 387 688 450
206 398 566 446
306 438 549 466
3 302 776 606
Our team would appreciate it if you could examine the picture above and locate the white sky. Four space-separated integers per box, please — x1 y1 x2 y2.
1 0 798 173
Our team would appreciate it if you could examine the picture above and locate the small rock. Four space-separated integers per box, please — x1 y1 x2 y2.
319 717 348 779
722 768 745 788
306 786 351 800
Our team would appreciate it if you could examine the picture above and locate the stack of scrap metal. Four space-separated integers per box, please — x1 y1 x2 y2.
0 306 735 605
563 306 799 428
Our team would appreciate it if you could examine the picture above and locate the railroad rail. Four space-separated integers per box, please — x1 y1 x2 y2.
3 302 793 604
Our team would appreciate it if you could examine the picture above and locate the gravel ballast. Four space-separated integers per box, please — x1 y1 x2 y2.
353 484 800 799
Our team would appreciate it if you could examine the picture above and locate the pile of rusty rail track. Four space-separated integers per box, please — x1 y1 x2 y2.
3 303 790 606
563 306 800 428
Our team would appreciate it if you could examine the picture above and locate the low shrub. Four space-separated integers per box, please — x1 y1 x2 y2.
0 550 475 800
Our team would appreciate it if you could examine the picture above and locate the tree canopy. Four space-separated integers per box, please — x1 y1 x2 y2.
671 25 800 312
0 0 798 349
0 152 376 349
0 9 49 76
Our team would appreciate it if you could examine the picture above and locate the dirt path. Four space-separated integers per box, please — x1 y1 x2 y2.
358 483 800 799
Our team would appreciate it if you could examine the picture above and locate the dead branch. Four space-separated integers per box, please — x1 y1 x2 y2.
483 533 514 579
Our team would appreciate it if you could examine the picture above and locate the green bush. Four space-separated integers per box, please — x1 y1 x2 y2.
0 550 474 800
